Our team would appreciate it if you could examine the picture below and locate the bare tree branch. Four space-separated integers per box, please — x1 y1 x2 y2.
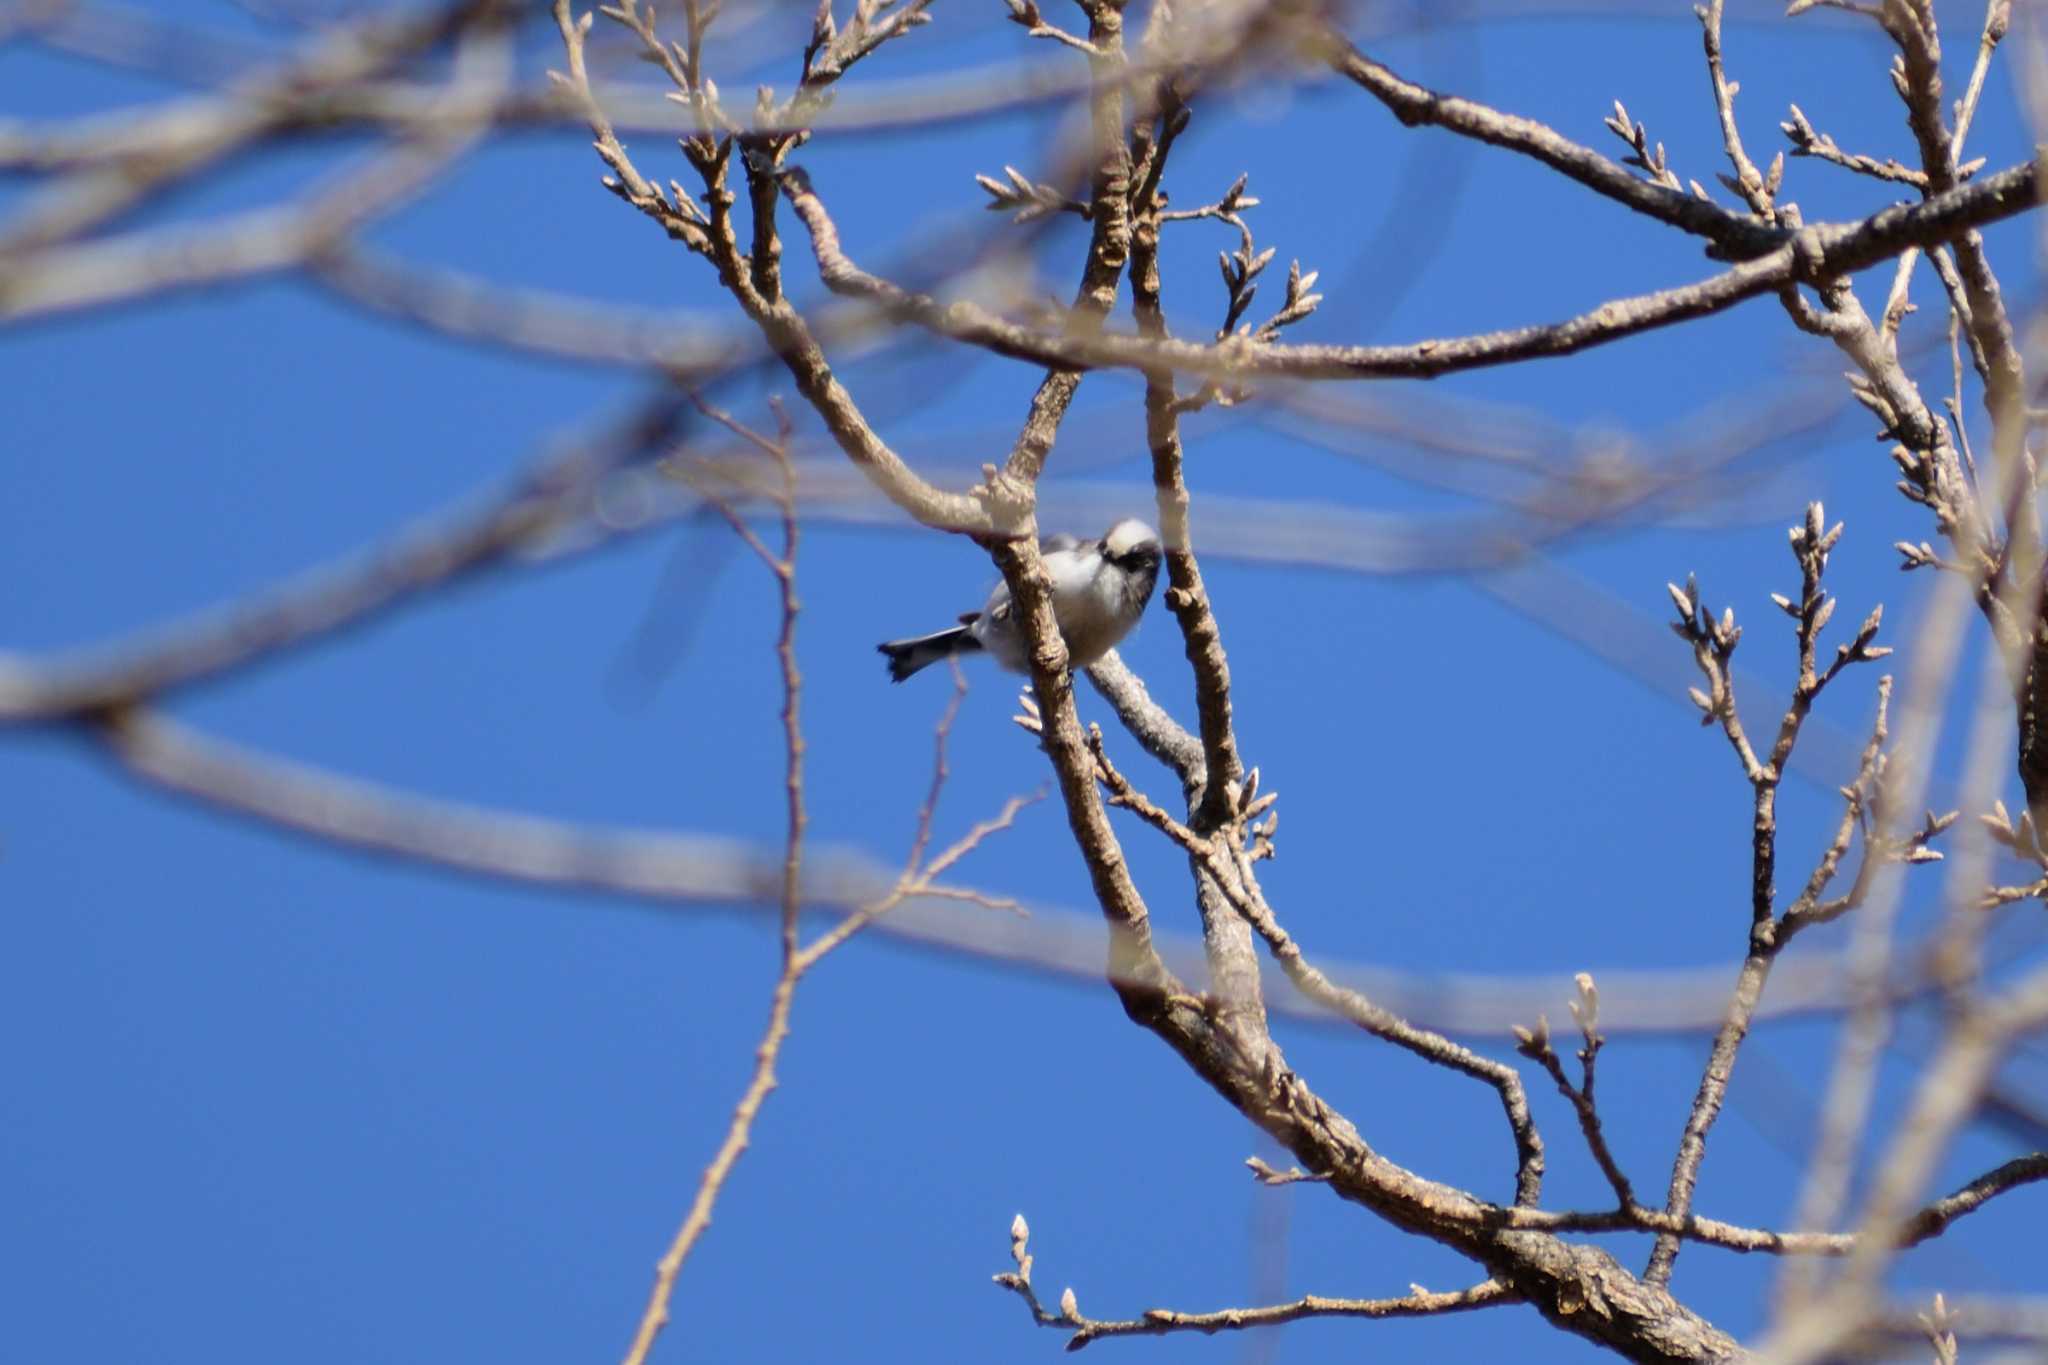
776 152 2046 382
995 1216 1515 1352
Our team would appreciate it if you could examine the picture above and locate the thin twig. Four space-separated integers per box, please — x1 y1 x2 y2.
1698 0 1779 221
623 415 1028 1360
1649 512 1897 1286
553 0 990 537
615 402 804 1365
1516 978 1637 1210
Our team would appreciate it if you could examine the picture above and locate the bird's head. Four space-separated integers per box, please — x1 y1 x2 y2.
1101 518 1162 572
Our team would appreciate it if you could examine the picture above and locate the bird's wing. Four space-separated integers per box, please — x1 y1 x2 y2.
1039 533 1084 555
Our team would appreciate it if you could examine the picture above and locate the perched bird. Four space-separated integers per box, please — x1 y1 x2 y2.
878 519 1163 682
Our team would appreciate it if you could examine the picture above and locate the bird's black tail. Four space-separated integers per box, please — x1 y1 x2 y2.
878 626 980 682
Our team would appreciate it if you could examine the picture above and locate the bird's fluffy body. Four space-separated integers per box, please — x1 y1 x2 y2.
879 519 1162 682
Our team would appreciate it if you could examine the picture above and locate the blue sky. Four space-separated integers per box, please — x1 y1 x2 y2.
4 2 2045 1361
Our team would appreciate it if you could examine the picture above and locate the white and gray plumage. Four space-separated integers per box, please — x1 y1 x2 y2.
879 519 1163 683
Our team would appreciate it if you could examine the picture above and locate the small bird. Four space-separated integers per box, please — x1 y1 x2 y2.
879 519 1163 682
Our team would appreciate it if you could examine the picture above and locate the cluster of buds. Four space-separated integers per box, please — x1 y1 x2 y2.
1777 502 1891 683
991 1214 1082 1326
973 165 1088 224
1511 972 1603 1064
1237 764 1278 862
1666 574 1740 725
1606 98 1709 199
1980 800 2046 867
